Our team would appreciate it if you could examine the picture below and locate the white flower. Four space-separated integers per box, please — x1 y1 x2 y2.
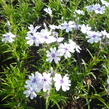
53 74 71 91
52 31 64 43
58 43 72 59
93 4 105 14
60 21 75 32
107 76 109 84
46 47 61 64
86 4 105 14
44 7 52 16
101 0 109 7
85 5 94 12
24 87 37 99
26 33 41 46
58 40 81 59
80 24 91 34
101 30 109 38
68 39 81 53
28 25 41 34
25 72 43 92
49 25 59 30
55 37 64 43
39 29 56 44
75 10 84 15
86 31 102 43
24 72 43 99
2 32 16 43
42 73 52 92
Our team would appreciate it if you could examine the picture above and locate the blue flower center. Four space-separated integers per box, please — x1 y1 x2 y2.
97 8 101 11
44 78 47 82
44 36 48 39
60 79 64 84
92 35 96 38
32 36 36 40
51 53 56 58
32 78 37 83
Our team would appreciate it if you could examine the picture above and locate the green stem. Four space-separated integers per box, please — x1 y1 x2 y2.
46 96 49 109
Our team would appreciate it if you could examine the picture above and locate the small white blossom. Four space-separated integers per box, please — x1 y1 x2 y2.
49 25 59 30
85 5 94 12
24 87 37 99
107 76 109 84
60 21 75 32
80 24 91 34
28 25 41 34
93 4 105 14
46 47 61 64
44 7 52 16
52 31 64 43
101 0 109 7
58 43 72 59
58 40 81 59
24 72 43 99
75 10 85 15
26 33 41 46
39 29 56 44
86 31 102 43
42 73 52 92
2 32 16 43
101 30 109 38
68 39 81 53
86 4 105 14
53 74 71 91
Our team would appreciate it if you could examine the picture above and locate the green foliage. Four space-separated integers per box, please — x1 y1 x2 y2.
0 0 109 109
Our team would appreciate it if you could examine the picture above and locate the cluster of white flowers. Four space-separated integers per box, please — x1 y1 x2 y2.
26 24 61 46
24 71 71 99
85 4 105 14
26 21 78 47
80 24 109 44
25 22 81 64
2 32 16 43
46 39 81 63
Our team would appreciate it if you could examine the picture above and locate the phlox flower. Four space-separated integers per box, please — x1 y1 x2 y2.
24 87 37 99
58 40 81 59
101 0 109 7
53 74 71 91
44 7 52 16
58 43 72 59
49 25 60 30
86 4 105 14
60 21 75 32
86 31 102 43
75 9 85 15
101 30 109 38
39 29 56 44
107 76 109 84
68 39 81 53
93 4 105 14
25 72 43 92
26 33 41 46
52 31 64 43
80 24 91 34
28 25 41 34
2 32 16 43
85 5 94 12
24 72 43 99
46 47 61 64
42 72 52 92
